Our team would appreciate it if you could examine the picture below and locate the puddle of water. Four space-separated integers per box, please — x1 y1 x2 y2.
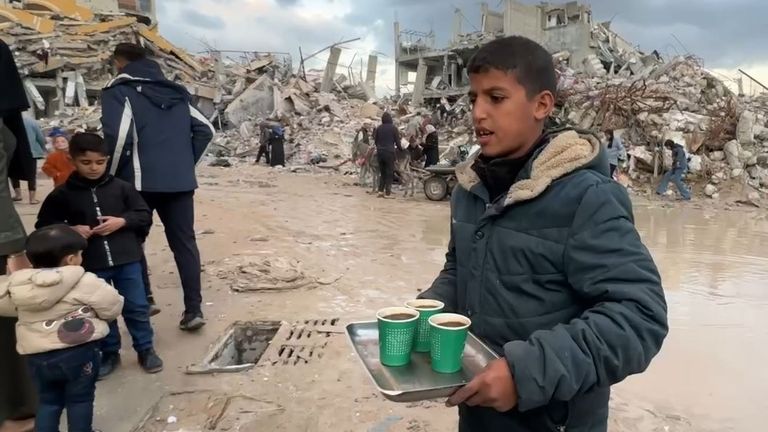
618 206 768 431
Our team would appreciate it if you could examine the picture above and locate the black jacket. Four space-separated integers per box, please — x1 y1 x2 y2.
102 58 215 193
420 130 668 431
36 173 152 271
373 112 402 153
0 40 34 183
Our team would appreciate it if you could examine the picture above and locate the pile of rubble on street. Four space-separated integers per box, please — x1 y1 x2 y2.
556 55 768 201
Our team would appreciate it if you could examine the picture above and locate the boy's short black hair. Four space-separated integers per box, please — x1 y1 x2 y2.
26 225 88 269
114 43 147 63
664 139 675 148
467 36 557 99
69 133 108 158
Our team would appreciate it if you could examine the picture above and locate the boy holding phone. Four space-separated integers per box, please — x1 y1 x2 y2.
36 133 163 379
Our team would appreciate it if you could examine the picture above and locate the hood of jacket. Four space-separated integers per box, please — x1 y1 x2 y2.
456 129 607 207
104 58 190 111
5 266 86 312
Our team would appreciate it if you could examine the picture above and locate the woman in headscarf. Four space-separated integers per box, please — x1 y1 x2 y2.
423 124 440 168
0 39 37 432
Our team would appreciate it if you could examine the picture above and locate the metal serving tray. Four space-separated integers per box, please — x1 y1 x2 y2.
346 321 498 403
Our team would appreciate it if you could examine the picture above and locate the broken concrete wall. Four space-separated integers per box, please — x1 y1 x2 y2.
225 75 275 127
482 3 505 33
76 0 120 13
504 0 542 42
320 46 341 93
544 21 592 68
365 55 377 86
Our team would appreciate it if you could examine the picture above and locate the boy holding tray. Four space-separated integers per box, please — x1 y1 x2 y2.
418 36 668 431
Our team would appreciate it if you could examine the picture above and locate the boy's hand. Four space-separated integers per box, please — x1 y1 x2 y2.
72 225 93 239
92 217 126 236
447 358 518 412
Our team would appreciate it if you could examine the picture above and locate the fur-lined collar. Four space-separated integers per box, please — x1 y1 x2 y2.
456 131 602 207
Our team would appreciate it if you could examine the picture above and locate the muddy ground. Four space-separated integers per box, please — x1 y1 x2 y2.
13 165 768 432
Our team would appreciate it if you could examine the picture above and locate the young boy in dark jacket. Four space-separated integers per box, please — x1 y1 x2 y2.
36 133 164 379
418 36 668 432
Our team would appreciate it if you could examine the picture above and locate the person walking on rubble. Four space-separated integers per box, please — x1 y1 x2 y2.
373 112 403 199
101 43 215 332
605 129 626 179
656 139 691 200
256 123 271 165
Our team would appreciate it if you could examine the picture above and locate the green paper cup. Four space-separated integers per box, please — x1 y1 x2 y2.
428 313 471 374
404 299 445 353
376 307 419 367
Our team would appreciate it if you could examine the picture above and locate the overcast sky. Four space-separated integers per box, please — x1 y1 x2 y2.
157 0 768 95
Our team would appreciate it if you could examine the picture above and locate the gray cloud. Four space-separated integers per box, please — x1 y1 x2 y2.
342 0 767 69
180 9 226 30
157 0 767 95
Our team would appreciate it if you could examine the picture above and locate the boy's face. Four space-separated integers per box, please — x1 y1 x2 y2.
73 151 109 180
469 69 554 158
53 137 69 151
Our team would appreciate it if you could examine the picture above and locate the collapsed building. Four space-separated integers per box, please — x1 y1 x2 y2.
395 0 659 107
0 0 382 167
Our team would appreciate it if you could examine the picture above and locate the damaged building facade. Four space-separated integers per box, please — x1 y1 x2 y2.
0 0 217 129
395 0 657 106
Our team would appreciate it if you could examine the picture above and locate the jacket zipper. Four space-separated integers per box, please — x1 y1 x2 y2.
90 184 114 267
556 427 567 432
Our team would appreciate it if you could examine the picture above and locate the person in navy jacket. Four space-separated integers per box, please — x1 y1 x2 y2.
101 43 215 332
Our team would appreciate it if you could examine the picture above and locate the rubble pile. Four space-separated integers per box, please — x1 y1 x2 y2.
2 8 214 127
208 255 342 292
209 78 386 168
558 55 768 199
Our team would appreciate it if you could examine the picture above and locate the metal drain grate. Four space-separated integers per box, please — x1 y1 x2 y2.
187 321 282 374
269 318 341 366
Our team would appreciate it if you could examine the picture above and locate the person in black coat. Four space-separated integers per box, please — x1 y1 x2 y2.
373 112 403 198
0 39 37 431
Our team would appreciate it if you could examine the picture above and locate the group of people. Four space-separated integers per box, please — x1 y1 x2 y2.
1 40 213 432
353 109 441 199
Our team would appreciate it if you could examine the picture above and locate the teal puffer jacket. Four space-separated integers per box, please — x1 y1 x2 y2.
420 130 668 432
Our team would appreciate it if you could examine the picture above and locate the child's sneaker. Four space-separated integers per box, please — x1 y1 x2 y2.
138 349 163 374
98 352 120 380
179 312 206 332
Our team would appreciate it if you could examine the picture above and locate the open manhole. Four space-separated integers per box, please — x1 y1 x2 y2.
187 321 281 374
187 318 342 374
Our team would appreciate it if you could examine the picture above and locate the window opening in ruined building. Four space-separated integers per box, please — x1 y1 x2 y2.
546 10 567 29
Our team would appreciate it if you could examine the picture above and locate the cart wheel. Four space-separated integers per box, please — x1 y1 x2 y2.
424 176 449 201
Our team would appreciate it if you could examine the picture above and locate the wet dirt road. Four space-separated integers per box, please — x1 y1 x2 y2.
14 167 767 431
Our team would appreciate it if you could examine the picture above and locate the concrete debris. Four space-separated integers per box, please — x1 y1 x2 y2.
724 140 743 170
209 255 342 292
704 184 718 197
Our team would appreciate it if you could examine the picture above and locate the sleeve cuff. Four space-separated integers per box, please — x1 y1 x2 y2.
504 340 549 412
